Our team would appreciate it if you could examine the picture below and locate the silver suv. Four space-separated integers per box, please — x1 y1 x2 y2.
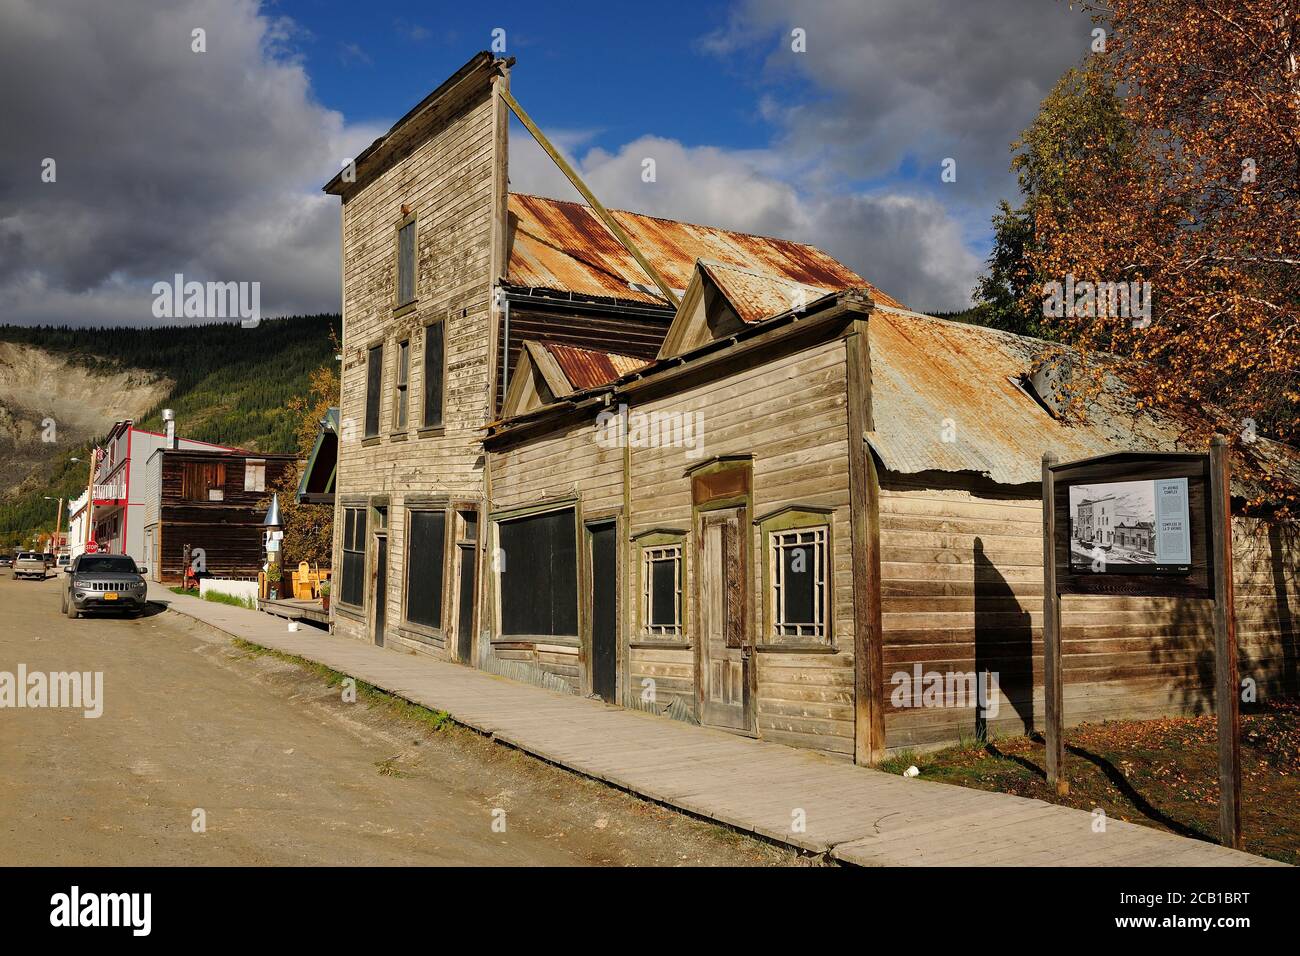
62 554 149 619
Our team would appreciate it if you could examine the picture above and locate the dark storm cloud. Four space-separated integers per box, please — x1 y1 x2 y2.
0 0 379 325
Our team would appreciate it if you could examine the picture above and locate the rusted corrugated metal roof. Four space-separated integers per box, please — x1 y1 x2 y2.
507 193 905 309
865 306 1300 492
867 307 1180 485
699 260 841 324
543 342 649 391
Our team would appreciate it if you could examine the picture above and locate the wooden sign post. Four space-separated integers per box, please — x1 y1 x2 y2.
1208 436 1242 849
1040 453 1067 795
1041 444 1241 846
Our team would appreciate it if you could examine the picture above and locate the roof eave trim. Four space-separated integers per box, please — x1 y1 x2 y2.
323 52 509 195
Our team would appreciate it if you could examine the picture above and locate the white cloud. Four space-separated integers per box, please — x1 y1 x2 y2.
509 130 981 312
702 0 1091 201
503 0 1090 312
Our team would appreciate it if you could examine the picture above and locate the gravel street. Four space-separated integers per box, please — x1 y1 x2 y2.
0 574 797 866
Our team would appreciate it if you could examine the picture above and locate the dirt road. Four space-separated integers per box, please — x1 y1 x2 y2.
0 574 797 866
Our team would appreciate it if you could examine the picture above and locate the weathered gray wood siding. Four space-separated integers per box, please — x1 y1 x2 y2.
878 471 1300 749
489 418 624 687
332 76 502 654
487 337 856 757
631 339 855 756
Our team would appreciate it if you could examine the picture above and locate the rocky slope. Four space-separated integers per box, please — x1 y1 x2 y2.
0 342 172 497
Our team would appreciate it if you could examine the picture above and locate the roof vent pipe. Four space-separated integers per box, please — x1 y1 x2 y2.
162 408 176 448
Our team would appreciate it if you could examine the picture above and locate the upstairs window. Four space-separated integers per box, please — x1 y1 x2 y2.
364 344 383 438
397 218 416 307
423 318 445 428
394 340 410 430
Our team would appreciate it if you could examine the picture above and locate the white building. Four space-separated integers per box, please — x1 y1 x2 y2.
66 490 91 557
1075 494 1117 547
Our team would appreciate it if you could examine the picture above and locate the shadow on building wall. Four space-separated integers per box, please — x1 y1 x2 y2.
974 537 1034 738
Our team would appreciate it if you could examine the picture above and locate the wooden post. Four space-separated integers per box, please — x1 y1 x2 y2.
847 315 885 765
1041 452 1068 795
1209 435 1242 848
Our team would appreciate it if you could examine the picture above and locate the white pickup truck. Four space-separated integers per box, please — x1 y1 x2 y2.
11 551 47 580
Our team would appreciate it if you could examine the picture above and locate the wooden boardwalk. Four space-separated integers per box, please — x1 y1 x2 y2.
258 596 331 626
149 584 1282 867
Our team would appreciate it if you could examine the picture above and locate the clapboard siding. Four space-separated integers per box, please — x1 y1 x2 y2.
629 338 855 755
491 418 624 514
489 418 623 690
333 69 503 655
879 471 1300 749
483 337 855 756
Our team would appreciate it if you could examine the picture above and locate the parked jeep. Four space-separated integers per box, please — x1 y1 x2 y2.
12 551 47 580
62 553 149 618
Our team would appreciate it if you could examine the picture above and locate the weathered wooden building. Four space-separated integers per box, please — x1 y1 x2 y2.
142 448 296 583
322 52 1299 762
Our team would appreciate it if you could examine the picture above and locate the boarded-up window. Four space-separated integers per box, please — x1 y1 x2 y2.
499 508 577 637
405 509 446 629
340 506 367 607
394 340 410 430
423 319 444 428
244 459 266 492
397 219 415 306
364 344 383 438
182 462 226 502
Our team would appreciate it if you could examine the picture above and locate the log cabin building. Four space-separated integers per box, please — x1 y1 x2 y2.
142 448 296 584
319 51 1300 762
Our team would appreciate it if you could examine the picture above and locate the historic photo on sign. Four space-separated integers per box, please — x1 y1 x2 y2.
1069 478 1191 572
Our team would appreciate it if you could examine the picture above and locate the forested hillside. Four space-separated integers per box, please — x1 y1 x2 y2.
0 315 339 549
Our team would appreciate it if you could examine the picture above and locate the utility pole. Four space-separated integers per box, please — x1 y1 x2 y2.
44 495 65 551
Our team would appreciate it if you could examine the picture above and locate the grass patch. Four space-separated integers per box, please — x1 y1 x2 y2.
202 590 256 610
169 585 255 610
229 638 454 735
888 699 1300 865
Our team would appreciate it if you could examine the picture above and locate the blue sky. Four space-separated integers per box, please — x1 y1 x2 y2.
276 0 781 152
1 0 1091 324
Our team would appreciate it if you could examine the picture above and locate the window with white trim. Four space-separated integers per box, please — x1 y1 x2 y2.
641 543 683 638
769 525 828 641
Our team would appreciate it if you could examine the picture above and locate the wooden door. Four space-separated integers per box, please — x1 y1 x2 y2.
372 534 387 647
450 508 479 665
589 521 618 704
696 508 752 732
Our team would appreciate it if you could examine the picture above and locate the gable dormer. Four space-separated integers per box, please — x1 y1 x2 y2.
657 259 838 360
